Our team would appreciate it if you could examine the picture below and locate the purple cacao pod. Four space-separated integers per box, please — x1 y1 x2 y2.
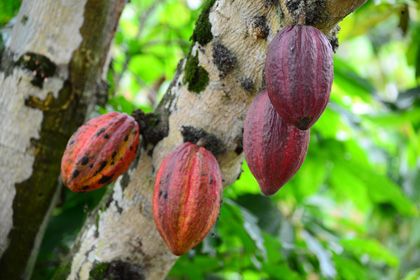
265 24 334 130
244 90 310 196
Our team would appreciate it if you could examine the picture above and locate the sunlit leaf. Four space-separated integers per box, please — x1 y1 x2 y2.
340 238 399 267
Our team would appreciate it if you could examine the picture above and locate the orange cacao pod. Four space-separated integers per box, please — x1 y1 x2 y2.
153 142 222 256
61 112 139 192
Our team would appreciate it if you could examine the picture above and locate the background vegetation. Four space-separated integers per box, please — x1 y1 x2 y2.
1 0 420 279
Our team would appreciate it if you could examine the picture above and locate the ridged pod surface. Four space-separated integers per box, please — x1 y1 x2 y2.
244 90 310 196
61 112 140 192
153 142 222 256
265 24 334 130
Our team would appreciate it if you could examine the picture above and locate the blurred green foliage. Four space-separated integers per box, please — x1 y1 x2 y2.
0 0 20 27
1 0 419 279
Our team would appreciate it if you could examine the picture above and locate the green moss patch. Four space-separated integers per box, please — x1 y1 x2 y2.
51 261 72 280
183 50 209 94
89 262 110 280
190 0 216 45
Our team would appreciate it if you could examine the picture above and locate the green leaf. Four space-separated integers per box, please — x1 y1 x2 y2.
193 256 221 273
329 164 370 210
128 55 164 83
333 254 368 280
262 233 283 264
230 160 261 195
107 95 136 114
340 238 399 267
403 268 420 280
0 0 21 27
218 201 257 254
168 255 204 279
224 200 267 261
234 194 282 235
262 263 301 280
292 153 327 198
302 230 336 279
334 57 376 100
366 108 420 127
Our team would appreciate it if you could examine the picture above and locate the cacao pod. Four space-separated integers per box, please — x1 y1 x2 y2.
244 90 310 196
265 24 334 130
153 142 222 256
61 112 140 192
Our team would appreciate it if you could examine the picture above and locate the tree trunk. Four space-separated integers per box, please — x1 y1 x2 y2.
0 0 127 279
53 1 367 279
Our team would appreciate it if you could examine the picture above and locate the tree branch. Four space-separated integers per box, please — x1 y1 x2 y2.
64 0 368 279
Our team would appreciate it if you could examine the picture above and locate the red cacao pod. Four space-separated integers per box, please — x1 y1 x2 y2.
265 24 334 130
153 142 222 256
244 90 310 196
61 112 140 192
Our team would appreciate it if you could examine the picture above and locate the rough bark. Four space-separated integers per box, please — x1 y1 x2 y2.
0 0 127 279
59 0 367 279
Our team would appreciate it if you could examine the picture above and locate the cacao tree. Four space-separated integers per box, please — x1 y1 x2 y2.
0 0 127 278
1 0 420 280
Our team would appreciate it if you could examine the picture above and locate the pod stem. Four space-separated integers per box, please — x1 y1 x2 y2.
297 1 307 25
197 138 206 148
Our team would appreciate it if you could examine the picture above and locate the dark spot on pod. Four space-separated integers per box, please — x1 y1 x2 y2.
163 191 168 199
104 134 110 139
120 157 123 161
124 135 129 141
294 116 313 131
72 170 80 178
95 127 106 137
69 140 75 145
159 180 162 184
90 164 93 168
98 174 113 184
159 190 162 198
98 161 107 172
112 151 117 158
211 232 215 237
81 156 89 165
130 146 133 151
82 186 89 190
209 175 213 185
133 130 137 135
111 161 114 165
